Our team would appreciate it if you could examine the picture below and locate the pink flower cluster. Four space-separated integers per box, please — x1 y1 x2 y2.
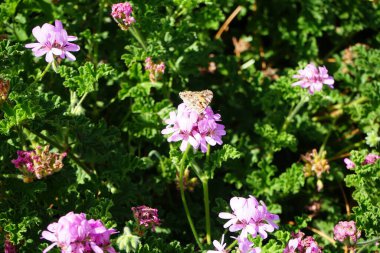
219 196 279 240
145 57 165 82
208 196 278 253
11 145 66 182
4 235 17 253
25 20 80 63
131 205 160 232
333 221 361 243
42 212 118 253
111 2 136 30
343 153 380 169
292 63 334 94
161 103 226 153
283 232 322 253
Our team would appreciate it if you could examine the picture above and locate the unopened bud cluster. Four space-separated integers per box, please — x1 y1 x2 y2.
0 79 10 104
145 57 165 82
11 145 67 182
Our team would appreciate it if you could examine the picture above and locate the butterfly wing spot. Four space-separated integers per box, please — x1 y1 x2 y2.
179 90 213 114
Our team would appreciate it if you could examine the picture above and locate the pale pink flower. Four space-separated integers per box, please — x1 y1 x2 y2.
343 158 356 169
41 212 117 253
362 153 380 165
25 20 80 63
162 103 225 153
236 236 261 253
207 235 227 253
283 232 322 253
219 196 279 240
292 63 334 94
333 221 361 243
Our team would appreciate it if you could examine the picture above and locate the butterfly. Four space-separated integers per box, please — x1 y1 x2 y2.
179 89 213 114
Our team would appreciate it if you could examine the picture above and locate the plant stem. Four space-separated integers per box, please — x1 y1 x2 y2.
319 118 337 156
202 178 211 245
178 145 202 249
73 92 88 114
356 237 380 246
24 126 93 178
281 94 309 131
203 143 211 244
308 226 336 245
35 62 52 82
226 239 238 250
129 26 147 51
0 174 24 180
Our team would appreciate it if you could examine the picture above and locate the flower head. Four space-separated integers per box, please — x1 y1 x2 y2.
0 79 10 103
131 205 160 232
301 149 330 178
11 145 66 182
333 221 361 244
236 236 261 253
161 103 226 153
344 158 356 169
207 235 227 253
4 235 17 253
41 212 117 253
111 2 136 30
283 232 322 253
218 196 279 240
292 63 334 94
362 153 380 165
145 57 165 82
25 20 80 63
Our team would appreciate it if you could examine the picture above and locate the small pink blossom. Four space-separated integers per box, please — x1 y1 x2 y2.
283 232 322 253
131 205 160 232
292 63 334 94
207 235 227 253
25 20 80 63
218 196 279 240
111 2 136 30
12 145 66 182
161 103 226 153
4 235 17 253
333 221 361 243
236 236 261 253
145 57 165 82
362 153 380 165
41 212 118 253
343 158 356 169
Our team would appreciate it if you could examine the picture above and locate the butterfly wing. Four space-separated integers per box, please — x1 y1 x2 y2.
179 90 213 114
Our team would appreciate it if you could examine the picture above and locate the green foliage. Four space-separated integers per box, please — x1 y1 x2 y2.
0 0 379 252
345 151 380 238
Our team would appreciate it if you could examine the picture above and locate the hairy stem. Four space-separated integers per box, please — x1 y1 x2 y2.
129 26 147 51
282 94 309 131
24 127 93 178
35 62 52 82
178 146 202 249
202 178 211 245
